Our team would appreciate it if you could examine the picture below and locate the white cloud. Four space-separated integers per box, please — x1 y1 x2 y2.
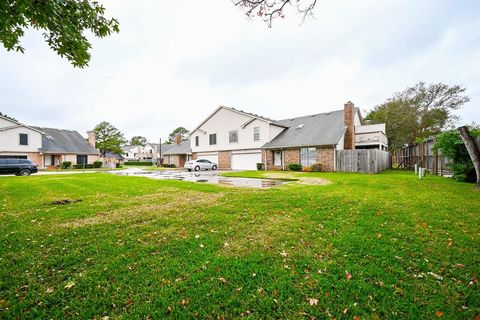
0 0 478 141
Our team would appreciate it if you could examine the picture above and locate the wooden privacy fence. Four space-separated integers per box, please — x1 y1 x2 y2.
336 149 391 173
391 139 450 175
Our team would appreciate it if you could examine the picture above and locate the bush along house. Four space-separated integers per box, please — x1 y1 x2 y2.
189 102 388 171
0 114 99 169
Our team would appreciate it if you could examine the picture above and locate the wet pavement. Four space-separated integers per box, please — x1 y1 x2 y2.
109 168 286 189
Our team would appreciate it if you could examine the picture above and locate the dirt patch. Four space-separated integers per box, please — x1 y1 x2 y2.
49 199 83 205
263 173 331 185
61 191 223 228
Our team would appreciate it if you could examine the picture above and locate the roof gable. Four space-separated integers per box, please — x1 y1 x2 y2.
33 127 99 154
263 109 346 149
190 105 287 135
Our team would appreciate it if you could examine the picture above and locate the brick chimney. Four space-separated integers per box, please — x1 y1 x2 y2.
87 131 96 148
344 101 355 150
175 133 182 145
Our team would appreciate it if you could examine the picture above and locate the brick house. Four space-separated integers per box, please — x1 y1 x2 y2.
189 102 388 171
163 135 192 168
0 115 99 169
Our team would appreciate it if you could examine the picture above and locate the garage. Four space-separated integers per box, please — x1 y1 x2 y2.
197 153 218 164
231 152 262 170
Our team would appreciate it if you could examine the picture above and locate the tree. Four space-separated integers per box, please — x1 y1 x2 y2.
366 82 470 150
434 126 480 184
130 136 147 146
166 127 189 144
0 112 17 121
233 0 317 27
92 121 126 156
0 0 119 68
457 126 480 187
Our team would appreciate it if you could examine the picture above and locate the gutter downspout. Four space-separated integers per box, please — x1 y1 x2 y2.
333 145 337 172
264 150 267 171
282 148 285 171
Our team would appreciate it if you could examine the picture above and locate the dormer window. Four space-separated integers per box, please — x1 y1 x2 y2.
19 133 28 145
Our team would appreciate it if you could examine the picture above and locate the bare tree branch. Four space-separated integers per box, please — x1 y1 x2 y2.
233 0 317 27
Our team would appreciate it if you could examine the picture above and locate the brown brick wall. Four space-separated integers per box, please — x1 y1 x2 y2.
284 149 300 169
316 147 335 172
192 153 198 160
218 151 231 170
344 101 355 150
26 152 43 167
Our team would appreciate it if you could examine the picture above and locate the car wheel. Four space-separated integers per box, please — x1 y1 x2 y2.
194 166 200 171
212 165 217 170
19 169 31 176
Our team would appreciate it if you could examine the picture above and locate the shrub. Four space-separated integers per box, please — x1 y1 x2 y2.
93 160 103 168
302 166 312 172
115 163 122 168
162 163 176 168
61 161 72 169
311 163 322 172
288 163 302 171
73 164 95 169
124 161 153 166
256 163 264 171
434 127 480 182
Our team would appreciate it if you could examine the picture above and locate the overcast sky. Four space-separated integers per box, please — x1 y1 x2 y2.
1 0 479 142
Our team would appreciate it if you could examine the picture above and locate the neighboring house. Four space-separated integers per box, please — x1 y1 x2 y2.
101 152 125 168
189 102 388 171
163 135 192 167
189 106 288 170
0 115 99 169
122 143 173 163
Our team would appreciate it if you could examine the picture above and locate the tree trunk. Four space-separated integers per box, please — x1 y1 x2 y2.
457 126 480 187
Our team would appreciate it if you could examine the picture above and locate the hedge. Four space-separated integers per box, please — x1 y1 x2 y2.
124 161 153 166
73 164 95 169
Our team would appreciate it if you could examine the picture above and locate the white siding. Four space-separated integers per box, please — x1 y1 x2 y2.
0 126 42 152
190 108 285 153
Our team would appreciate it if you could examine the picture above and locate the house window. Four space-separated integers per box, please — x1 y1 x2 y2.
77 155 88 165
229 130 238 143
209 134 217 145
195 136 199 147
19 133 28 145
300 147 316 166
254 127 260 141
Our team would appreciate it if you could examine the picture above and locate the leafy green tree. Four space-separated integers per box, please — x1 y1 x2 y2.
366 82 469 150
93 121 126 156
166 127 189 144
130 136 147 146
433 126 480 183
0 112 17 121
0 0 119 67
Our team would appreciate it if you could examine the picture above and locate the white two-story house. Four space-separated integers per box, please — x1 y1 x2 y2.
189 103 388 171
189 106 288 170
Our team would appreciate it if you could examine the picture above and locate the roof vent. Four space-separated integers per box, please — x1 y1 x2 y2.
46 135 54 140
296 124 305 130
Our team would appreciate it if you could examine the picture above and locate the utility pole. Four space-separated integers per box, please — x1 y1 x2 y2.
158 138 162 167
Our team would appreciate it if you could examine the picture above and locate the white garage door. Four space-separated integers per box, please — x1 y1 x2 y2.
197 153 218 164
231 152 262 170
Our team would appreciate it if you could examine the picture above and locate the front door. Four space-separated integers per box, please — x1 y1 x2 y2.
274 150 282 166
44 155 53 166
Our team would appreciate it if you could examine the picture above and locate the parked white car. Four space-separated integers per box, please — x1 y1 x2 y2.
185 159 218 171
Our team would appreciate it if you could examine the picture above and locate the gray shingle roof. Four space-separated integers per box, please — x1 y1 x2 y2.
104 151 124 159
150 143 174 154
33 127 99 154
163 140 191 155
262 109 346 149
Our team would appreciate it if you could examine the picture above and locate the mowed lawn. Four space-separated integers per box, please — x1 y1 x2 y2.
0 171 479 319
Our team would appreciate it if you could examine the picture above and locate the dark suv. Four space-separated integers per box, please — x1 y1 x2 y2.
0 158 38 176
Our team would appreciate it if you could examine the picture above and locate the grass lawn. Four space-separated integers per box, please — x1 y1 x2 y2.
0 170 479 319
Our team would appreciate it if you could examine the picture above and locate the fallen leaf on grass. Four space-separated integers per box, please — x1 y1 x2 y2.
308 298 318 306
345 271 352 280
435 310 443 317
46 288 54 294
64 281 75 289
280 250 289 257
219 277 226 284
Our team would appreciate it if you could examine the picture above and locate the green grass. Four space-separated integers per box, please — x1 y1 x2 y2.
0 170 478 319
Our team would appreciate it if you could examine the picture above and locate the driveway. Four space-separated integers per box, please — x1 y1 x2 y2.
109 168 286 188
